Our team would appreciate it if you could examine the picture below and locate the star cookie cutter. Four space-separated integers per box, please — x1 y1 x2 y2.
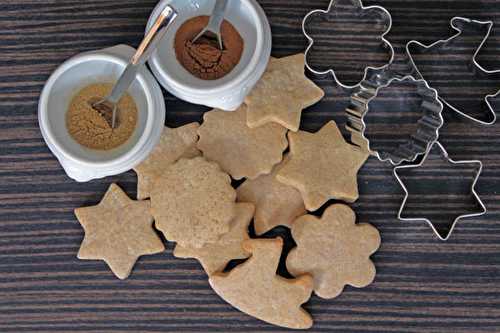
302 0 395 89
393 141 487 241
407 17 500 126
346 74 444 165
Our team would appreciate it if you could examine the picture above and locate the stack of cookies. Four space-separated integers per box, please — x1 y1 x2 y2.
74 53 381 330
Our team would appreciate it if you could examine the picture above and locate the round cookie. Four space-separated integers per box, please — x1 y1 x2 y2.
150 157 236 248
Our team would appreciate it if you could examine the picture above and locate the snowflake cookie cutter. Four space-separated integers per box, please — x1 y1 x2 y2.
346 74 444 165
393 141 487 241
302 0 395 89
407 17 500 126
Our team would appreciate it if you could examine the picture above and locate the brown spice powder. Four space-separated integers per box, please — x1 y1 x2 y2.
174 16 244 80
66 83 138 151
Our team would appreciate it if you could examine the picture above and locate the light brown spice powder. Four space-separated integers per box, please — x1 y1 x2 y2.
66 83 138 151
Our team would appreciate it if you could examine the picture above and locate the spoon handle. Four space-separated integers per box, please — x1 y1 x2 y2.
206 0 229 33
132 5 177 65
107 5 177 104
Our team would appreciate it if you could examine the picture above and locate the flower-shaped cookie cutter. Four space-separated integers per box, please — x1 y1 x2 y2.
302 0 395 89
393 141 487 241
407 17 500 126
346 74 444 165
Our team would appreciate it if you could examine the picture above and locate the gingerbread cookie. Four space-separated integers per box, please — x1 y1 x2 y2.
150 157 236 248
197 106 288 180
209 238 313 329
287 204 381 299
174 203 254 276
277 121 369 210
245 54 324 132
237 156 306 235
75 184 165 280
134 123 200 200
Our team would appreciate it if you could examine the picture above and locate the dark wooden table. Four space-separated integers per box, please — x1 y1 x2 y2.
1 1 499 332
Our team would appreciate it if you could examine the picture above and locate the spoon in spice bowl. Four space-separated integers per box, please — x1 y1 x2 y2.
92 5 177 129
191 0 229 50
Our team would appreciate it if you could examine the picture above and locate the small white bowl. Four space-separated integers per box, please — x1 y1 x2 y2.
38 45 165 182
147 0 272 111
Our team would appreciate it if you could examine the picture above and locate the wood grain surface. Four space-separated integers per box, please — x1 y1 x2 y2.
1 0 500 332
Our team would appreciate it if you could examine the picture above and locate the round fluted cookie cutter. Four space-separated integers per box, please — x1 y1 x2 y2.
346 73 444 165
302 0 395 89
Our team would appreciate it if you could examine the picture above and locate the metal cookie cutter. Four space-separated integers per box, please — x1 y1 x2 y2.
302 0 395 89
346 73 444 165
407 17 500 126
393 141 486 241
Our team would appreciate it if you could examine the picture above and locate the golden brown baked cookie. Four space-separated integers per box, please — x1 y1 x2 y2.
236 156 306 235
197 106 288 180
245 54 324 132
150 157 236 248
209 238 314 329
75 184 165 280
134 123 200 200
277 121 369 210
287 204 381 299
173 203 254 276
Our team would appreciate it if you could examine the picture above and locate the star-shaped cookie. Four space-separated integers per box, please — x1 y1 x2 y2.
277 121 369 211
150 157 236 248
134 123 200 200
197 106 288 180
245 54 325 131
75 184 165 280
209 238 314 329
237 155 306 235
286 204 381 299
173 203 254 276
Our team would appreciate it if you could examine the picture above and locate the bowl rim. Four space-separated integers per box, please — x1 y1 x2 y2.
38 52 158 168
147 0 270 94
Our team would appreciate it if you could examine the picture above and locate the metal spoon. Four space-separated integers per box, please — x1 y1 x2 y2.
191 0 229 50
92 5 178 129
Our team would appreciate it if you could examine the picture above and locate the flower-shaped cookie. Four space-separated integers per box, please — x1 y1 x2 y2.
287 204 381 299
303 0 394 88
134 123 200 200
197 106 288 180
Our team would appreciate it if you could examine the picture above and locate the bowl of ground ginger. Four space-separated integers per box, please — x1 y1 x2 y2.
146 0 272 111
38 45 165 182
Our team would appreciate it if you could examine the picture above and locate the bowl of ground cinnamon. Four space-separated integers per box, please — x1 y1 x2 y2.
39 45 165 182
146 0 272 111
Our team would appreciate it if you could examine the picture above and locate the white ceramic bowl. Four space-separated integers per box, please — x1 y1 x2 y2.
147 0 272 111
38 45 165 182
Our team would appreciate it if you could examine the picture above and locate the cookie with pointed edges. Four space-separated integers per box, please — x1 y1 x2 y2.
209 238 313 329
277 121 369 210
237 155 306 235
174 203 254 276
150 157 236 248
134 123 200 200
245 54 324 131
287 204 381 299
75 184 165 280
197 106 288 180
